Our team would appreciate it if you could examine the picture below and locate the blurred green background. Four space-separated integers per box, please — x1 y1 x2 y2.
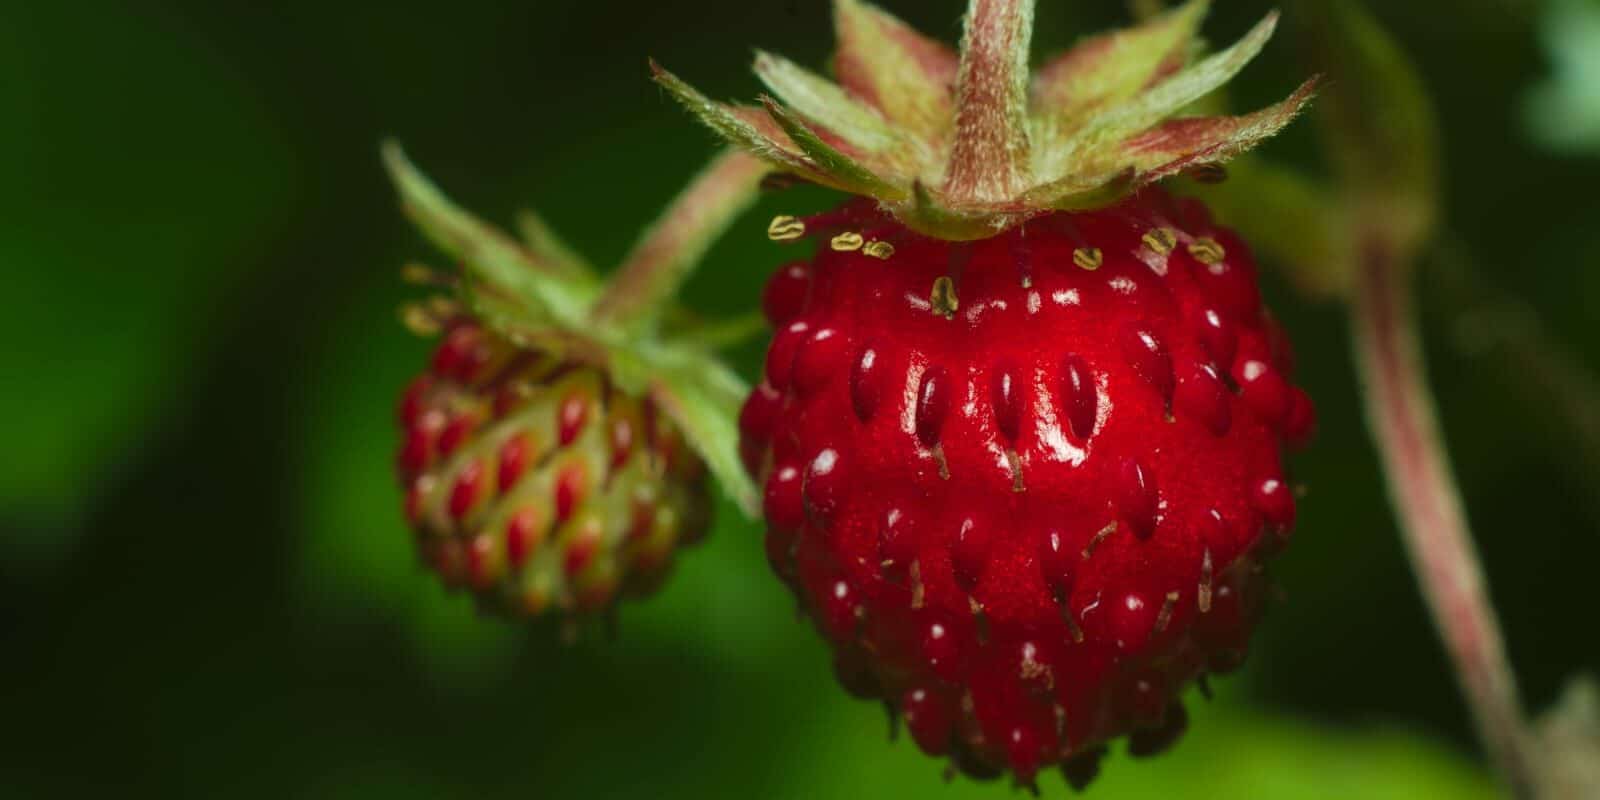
3 0 1596 796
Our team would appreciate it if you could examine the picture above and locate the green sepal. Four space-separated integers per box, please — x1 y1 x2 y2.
752 50 897 154
381 142 596 331
657 0 1312 242
612 341 759 516
760 97 908 201
513 208 599 286
648 62 826 184
1070 12 1279 151
1033 0 1208 135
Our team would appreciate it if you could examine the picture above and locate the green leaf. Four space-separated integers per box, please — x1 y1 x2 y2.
1296 0 1439 261
644 351 758 516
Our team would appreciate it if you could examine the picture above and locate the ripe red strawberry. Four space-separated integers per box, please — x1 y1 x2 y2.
384 144 766 624
658 0 1317 785
741 192 1311 782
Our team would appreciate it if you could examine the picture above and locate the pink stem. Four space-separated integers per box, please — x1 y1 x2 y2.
1351 245 1540 798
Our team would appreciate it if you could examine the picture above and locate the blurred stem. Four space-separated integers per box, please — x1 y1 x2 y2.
1352 248 1539 799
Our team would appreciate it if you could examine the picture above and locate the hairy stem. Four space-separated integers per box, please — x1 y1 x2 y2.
1351 247 1539 798
590 150 766 331
945 0 1034 204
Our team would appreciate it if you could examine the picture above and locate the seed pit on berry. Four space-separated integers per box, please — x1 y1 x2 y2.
449 460 484 521
554 464 587 523
1197 307 1238 368
558 392 589 446
1039 529 1074 597
1060 355 1099 441
498 434 532 492
1177 362 1232 436
916 367 951 448
951 516 987 591
903 687 956 756
793 327 849 396
506 506 542 569
850 347 882 423
1254 477 1296 532
1233 358 1291 425
990 362 1023 442
765 321 810 391
1117 458 1159 540
878 507 917 581
803 448 843 521
1123 325 1176 413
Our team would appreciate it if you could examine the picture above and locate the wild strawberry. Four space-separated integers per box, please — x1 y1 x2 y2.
384 144 767 624
658 0 1316 785
397 321 711 617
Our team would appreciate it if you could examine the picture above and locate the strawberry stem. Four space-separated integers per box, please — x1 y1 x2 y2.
945 0 1035 204
590 150 767 333
1352 246 1539 799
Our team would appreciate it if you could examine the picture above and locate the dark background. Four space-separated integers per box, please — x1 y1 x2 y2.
3 0 1596 796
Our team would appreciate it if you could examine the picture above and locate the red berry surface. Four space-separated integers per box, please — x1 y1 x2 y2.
397 322 710 619
740 190 1312 783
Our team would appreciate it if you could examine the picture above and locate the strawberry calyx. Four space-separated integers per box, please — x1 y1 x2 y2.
653 0 1315 241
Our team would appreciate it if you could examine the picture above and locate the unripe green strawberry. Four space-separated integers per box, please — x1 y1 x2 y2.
398 321 709 617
